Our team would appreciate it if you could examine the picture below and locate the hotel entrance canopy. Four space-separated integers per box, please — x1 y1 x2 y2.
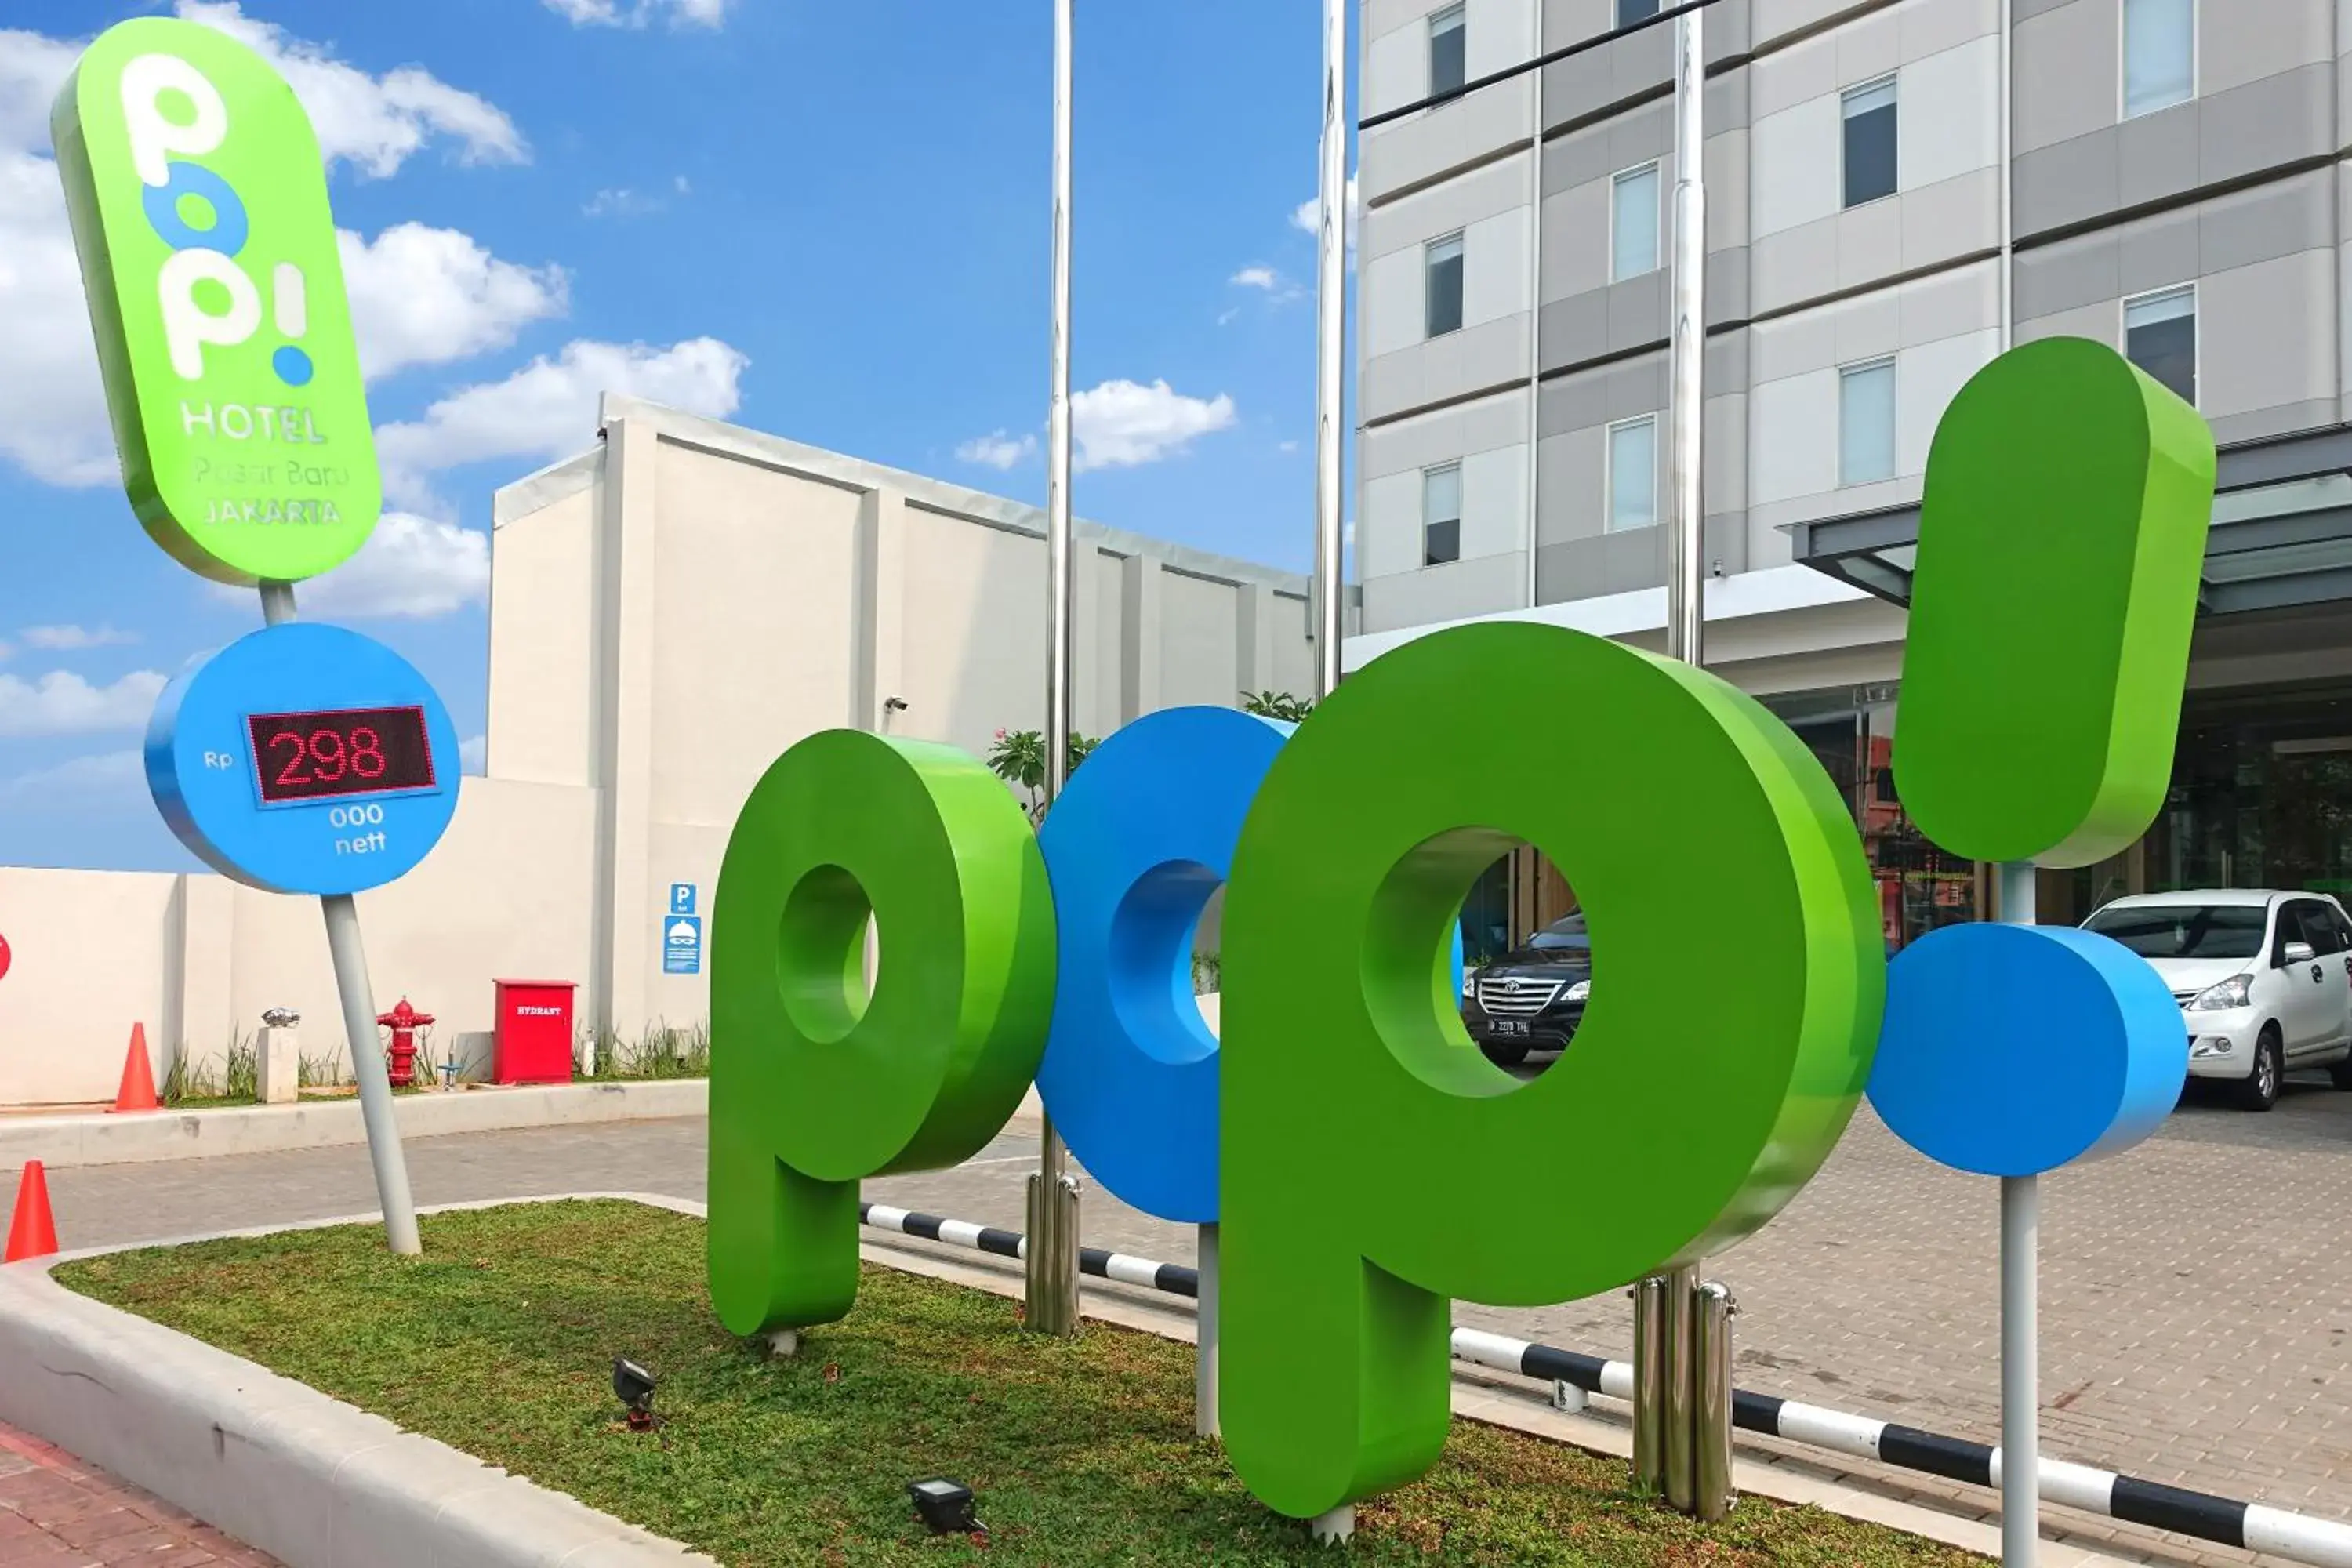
1786 423 2352 618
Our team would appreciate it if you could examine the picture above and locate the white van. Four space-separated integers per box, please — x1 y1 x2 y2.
2082 890 2352 1111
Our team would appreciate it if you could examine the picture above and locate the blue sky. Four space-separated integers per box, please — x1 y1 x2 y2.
0 0 1356 871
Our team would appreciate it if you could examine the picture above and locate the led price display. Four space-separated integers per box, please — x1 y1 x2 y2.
149 622 459 895
247 706 435 804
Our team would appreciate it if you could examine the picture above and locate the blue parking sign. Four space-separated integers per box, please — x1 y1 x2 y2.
670 882 697 916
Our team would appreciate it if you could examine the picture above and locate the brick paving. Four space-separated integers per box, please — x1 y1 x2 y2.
12 1076 2352 1560
0 1421 274 1566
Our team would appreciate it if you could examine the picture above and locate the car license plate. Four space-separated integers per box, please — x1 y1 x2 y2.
1492 1019 1530 1037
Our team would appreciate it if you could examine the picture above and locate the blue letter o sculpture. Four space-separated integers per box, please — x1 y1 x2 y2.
1035 706 1291 1223
1868 922 2187 1178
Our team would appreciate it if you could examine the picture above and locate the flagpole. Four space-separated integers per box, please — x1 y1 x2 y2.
1311 0 1347 699
1305 0 1352 1541
1025 0 1083 1341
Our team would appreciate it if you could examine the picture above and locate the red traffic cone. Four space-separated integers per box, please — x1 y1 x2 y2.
111 1023 159 1114
5 1162 57 1263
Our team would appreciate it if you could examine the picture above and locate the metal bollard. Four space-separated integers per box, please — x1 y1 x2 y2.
1631 1275 1668 1492
1660 1261 1700 1512
1024 1171 1080 1333
1195 1221 1220 1437
1693 1280 1737 1522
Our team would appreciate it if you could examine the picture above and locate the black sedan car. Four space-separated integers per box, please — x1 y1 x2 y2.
1460 914 1592 1066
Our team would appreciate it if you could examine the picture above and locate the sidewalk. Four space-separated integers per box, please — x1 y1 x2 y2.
0 1417 275 1566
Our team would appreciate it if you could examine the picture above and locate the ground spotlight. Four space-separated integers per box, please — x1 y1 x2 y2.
612 1356 658 1432
907 1476 982 1536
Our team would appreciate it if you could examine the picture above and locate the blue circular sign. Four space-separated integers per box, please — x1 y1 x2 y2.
146 622 460 895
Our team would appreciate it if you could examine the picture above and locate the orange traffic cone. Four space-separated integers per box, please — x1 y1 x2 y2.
111 1023 159 1114
5 1161 57 1263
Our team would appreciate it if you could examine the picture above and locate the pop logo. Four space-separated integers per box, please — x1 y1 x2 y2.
117 52 312 387
55 17 382 586
707 339 2218 1521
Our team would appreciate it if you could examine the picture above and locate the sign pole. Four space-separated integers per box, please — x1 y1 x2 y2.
1025 0 1083 1341
261 580 420 1256
1999 862 2038 1566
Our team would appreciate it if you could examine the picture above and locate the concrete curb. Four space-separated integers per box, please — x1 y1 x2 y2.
0 1078 708 1171
0 1194 716 1568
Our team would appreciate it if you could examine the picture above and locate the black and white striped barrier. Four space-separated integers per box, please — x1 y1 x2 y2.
858 1202 2352 1567
1447 1328 2352 1566
860 1203 1200 1298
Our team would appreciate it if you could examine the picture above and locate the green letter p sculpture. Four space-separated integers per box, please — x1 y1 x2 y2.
1219 622 1885 1521
708 731 1057 1337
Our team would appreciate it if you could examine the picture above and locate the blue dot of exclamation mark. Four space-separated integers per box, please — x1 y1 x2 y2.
272 346 314 387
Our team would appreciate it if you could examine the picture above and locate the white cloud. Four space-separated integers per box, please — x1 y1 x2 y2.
544 0 728 27
0 29 77 162
0 147 122 486
1278 439 1301 454
0 14 536 488
0 747 143 802
295 513 490 619
19 625 135 651
583 187 661 218
955 430 1036 471
582 177 693 219
1230 266 1279 290
340 224 567 381
1290 173 1359 255
172 2 526 176
459 734 488 774
1071 379 1236 473
376 337 748 508
0 670 167 737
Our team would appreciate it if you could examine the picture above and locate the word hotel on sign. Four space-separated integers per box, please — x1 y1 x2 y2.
180 401 328 441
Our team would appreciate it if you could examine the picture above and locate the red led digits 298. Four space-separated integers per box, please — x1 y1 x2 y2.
245 706 435 804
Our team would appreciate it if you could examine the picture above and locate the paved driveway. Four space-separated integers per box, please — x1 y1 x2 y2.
21 1075 2352 1533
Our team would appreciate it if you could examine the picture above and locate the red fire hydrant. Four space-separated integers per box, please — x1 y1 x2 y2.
377 998 434 1089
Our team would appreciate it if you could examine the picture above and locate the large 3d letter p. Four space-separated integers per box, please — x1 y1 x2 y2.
709 730 1056 1336
1220 622 1884 1518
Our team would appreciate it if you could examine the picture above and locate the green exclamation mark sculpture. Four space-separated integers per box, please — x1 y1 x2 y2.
1873 335 2216 1567
1896 336 2215 866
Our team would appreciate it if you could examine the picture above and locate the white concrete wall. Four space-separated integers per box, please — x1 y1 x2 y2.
0 869 180 1104
0 401 1312 1104
571 401 1312 1036
0 779 598 1105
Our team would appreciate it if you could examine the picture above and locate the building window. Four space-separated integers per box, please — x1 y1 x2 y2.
1838 358 1897 486
1428 4 1467 97
1841 77 1898 209
1611 162 1661 281
1606 416 1657 532
2123 0 2194 118
1423 463 1462 565
1425 232 1465 338
2125 285 2196 405
1617 0 1662 23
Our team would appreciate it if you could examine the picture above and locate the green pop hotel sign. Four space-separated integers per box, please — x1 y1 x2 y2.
53 18 379 584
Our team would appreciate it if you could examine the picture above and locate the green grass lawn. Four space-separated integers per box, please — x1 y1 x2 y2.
57 1201 1982 1567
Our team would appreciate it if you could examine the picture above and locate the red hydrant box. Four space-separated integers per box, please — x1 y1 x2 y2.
492 979 575 1085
